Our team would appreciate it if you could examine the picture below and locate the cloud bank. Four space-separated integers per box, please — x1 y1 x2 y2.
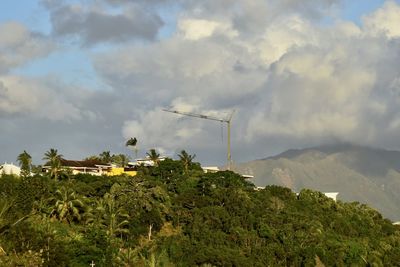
2 0 400 165
97 0 400 162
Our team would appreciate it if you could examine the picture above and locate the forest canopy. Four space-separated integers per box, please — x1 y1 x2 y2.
1 157 399 266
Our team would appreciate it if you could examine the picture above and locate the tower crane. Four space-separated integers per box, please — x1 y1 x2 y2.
163 108 235 170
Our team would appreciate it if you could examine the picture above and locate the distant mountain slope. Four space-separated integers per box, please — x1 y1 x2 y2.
233 144 400 220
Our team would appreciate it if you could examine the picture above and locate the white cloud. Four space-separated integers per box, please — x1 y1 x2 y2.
0 22 29 48
363 0 400 38
0 22 54 73
178 19 237 40
244 22 400 148
122 108 203 153
4 0 400 165
91 0 400 162
0 75 90 121
255 16 318 65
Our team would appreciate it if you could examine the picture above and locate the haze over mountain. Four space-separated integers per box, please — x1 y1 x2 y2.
233 144 400 220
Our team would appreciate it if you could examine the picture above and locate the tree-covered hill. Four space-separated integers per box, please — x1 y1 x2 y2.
1 158 400 266
233 144 400 221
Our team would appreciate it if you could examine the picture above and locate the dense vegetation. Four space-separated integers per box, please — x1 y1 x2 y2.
234 144 400 221
1 156 400 266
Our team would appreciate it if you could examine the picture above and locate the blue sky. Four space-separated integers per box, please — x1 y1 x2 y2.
0 1 394 32
0 0 393 92
0 1 50 33
1 0 400 165
1 0 178 90
0 0 394 88
341 0 392 22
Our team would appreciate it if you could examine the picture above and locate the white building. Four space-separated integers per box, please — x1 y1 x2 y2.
202 166 220 173
0 163 21 176
323 192 339 201
256 188 340 201
130 156 167 167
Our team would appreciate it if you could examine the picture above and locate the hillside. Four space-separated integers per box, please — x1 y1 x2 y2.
233 144 400 220
1 160 400 266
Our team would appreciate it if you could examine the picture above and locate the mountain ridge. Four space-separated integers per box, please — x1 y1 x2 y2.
233 143 400 220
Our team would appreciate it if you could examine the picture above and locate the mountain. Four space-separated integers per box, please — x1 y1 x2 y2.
233 144 400 220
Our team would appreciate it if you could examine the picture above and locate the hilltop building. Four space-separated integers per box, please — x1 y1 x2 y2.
42 159 137 176
323 192 339 201
256 187 340 201
41 155 257 178
42 154 174 176
0 162 21 176
133 156 167 167
202 166 255 179
202 166 220 173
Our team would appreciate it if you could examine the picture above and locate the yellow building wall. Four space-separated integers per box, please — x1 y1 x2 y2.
105 167 137 177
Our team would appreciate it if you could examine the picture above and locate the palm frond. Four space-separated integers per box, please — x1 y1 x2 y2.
126 137 138 147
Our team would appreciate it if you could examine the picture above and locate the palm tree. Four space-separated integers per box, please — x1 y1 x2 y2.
99 151 112 164
0 198 13 235
119 154 130 167
84 155 101 161
50 187 85 224
96 193 129 238
111 154 130 167
43 149 63 180
17 150 32 177
146 149 160 167
126 137 138 158
0 198 29 236
125 137 137 147
178 150 196 174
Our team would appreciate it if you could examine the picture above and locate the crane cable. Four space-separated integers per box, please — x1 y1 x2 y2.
221 121 224 143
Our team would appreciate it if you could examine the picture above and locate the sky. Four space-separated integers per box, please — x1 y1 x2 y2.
1 0 400 166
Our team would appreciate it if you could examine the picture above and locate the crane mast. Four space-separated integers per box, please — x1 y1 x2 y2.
163 109 234 170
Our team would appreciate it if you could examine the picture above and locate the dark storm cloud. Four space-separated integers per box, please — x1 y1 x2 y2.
46 2 164 45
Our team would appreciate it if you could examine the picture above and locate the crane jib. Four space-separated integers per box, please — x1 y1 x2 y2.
162 108 234 170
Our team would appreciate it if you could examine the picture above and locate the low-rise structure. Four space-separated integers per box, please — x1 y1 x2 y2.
323 192 339 201
202 166 220 173
43 159 137 176
105 166 137 177
256 187 340 201
0 162 21 176
133 157 167 167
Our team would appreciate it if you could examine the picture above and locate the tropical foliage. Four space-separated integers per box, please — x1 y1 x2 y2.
43 148 63 180
86 152 131 167
50 186 86 224
178 150 196 174
126 137 138 158
17 150 32 178
1 153 400 266
146 149 160 166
